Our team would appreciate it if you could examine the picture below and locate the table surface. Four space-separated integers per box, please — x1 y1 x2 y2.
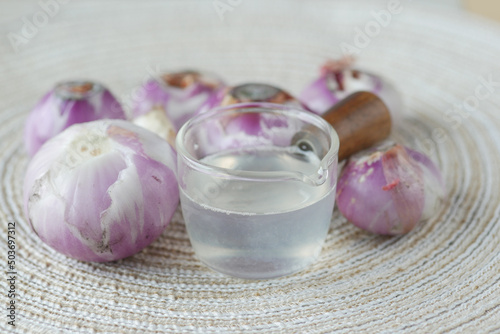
1 1 500 333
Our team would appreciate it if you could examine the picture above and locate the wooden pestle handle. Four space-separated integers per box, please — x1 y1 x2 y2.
323 91 391 161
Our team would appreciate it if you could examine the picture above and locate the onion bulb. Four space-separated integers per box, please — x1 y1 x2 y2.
131 70 225 131
336 142 445 235
300 57 402 117
198 82 308 115
24 81 126 157
195 83 309 136
23 119 179 262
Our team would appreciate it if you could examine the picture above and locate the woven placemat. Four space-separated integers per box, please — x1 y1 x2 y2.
1 1 499 333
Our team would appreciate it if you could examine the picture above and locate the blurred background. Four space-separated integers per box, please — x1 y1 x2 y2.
1 0 499 161
1 0 499 108
423 0 500 22
422 0 500 21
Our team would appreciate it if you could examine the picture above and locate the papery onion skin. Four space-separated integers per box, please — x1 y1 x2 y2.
23 120 179 262
196 83 310 136
193 103 298 159
197 82 311 115
196 86 229 115
24 81 126 157
300 58 403 117
220 83 303 107
132 108 177 149
336 142 445 235
131 70 225 131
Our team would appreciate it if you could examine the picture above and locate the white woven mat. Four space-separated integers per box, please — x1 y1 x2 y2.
1 1 500 333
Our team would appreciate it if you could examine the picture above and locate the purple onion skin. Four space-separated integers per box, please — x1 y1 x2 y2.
23 120 179 262
131 72 225 131
24 81 126 157
225 112 261 135
299 75 338 115
196 86 228 115
197 83 313 116
196 83 310 138
300 66 402 117
336 143 445 235
191 103 296 158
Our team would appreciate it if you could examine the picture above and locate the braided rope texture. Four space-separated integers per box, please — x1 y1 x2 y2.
0 1 499 333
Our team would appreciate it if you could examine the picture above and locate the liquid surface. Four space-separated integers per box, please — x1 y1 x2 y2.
180 146 336 279
186 146 328 214
203 145 320 174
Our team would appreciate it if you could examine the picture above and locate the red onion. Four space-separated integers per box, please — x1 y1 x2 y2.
336 142 445 235
300 58 402 116
193 103 294 156
196 83 309 136
197 82 310 114
131 70 225 131
23 120 179 262
24 81 126 157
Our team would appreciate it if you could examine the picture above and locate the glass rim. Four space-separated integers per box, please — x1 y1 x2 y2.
175 102 340 183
